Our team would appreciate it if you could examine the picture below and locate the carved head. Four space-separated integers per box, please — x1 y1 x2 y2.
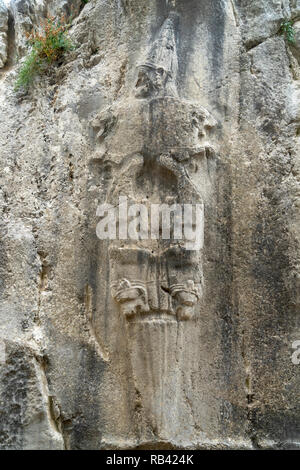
135 14 179 99
135 64 171 98
111 278 150 318
170 280 201 321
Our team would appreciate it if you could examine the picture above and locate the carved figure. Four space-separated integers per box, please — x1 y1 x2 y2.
92 12 218 444
111 278 149 317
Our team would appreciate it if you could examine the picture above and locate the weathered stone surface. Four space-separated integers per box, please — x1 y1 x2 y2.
236 0 291 49
0 339 64 449
10 0 83 56
0 0 8 68
291 0 300 16
0 0 299 449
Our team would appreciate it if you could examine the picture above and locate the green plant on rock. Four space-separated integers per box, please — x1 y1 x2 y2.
280 20 296 44
15 15 74 91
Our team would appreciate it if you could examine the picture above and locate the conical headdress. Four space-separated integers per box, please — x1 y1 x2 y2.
145 13 179 78
138 13 179 97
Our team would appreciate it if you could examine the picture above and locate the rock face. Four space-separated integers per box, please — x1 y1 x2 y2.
10 0 83 56
0 0 299 450
0 0 8 68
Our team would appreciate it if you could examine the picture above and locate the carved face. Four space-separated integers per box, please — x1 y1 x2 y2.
191 109 217 147
169 280 201 321
171 291 199 321
135 65 168 98
111 279 150 318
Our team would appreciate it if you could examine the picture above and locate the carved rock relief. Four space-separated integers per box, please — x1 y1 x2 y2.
91 13 218 444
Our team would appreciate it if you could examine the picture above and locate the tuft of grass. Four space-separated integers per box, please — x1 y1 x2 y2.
15 15 74 91
280 20 296 44
15 51 43 90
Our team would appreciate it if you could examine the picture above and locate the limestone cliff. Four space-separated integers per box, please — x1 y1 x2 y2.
0 0 299 450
